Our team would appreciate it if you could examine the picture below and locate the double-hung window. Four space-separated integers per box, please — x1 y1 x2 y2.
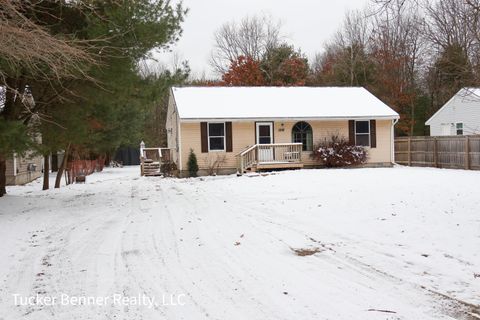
208 122 225 151
355 120 370 147
456 123 464 135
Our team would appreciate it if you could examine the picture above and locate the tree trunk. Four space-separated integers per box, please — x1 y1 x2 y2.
0 154 6 197
51 152 58 172
410 101 415 136
105 152 111 166
42 154 49 190
55 144 70 188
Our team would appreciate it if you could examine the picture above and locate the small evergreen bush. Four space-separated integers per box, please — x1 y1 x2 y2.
187 149 199 177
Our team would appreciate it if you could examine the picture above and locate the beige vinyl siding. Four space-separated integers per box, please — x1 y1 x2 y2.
274 120 350 166
6 152 43 185
5 156 15 176
368 120 392 163
179 119 393 172
279 119 392 164
180 122 255 171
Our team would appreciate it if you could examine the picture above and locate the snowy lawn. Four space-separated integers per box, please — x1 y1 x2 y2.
0 166 479 319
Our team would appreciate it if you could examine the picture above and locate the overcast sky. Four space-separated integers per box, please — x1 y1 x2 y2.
155 0 370 78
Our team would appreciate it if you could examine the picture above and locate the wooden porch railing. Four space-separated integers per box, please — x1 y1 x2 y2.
140 146 172 176
238 145 257 172
142 148 162 162
238 143 303 174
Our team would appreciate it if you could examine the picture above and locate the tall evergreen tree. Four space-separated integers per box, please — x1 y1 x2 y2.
427 44 475 116
0 0 188 195
261 44 309 86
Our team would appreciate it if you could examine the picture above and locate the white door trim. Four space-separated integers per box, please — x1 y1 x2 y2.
256 122 274 162
256 122 273 144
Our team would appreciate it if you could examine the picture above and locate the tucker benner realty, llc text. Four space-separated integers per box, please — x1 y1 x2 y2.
12 293 186 308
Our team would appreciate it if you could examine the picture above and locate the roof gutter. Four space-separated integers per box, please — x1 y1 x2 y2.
179 115 400 123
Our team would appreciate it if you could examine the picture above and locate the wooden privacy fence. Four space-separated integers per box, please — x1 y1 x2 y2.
66 158 105 183
395 135 480 170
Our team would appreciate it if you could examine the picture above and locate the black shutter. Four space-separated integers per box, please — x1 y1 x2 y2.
370 120 377 148
225 122 233 152
201 122 208 153
348 120 355 145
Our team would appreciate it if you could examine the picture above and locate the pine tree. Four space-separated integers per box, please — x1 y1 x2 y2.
0 0 188 194
261 44 309 86
428 44 475 114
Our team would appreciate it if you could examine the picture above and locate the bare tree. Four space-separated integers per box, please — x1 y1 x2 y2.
371 0 420 12
334 9 372 86
310 8 374 86
210 14 283 75
424 0 478 54
0 0 96 86
369 0 425 134
421 0 480 117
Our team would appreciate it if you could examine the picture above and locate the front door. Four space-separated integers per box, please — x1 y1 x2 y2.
256 122 274 162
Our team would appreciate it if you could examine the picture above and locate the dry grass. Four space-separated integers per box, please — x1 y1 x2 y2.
291 247 322 256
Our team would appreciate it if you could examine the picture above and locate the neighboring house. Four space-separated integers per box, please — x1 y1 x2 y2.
166 87 400 176
426 88 480 136
6 152 43 185
2 85 43 185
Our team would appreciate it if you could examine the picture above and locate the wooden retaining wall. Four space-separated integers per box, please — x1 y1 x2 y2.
394 135 480 170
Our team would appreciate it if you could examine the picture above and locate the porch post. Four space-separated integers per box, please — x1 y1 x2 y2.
140 141 145 176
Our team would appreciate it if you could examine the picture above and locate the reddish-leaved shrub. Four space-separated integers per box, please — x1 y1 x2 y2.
311 135 367 167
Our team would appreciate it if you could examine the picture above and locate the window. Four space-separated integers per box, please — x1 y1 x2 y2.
208 123 225 151
292 121 313 151
456 123 463 135
355 120 370 147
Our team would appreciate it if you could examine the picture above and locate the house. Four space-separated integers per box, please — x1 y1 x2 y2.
166 86 400 176
6 152 43 185
426 88 480 136
1 85 44 185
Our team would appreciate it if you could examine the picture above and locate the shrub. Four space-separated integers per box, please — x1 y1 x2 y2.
161 161 178 177
204 154 227 176
312 135 367 167
187 149 199 177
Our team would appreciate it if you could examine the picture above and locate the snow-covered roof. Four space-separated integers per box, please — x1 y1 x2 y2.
172 86 399 121
466 88 480 97
426 88 480 125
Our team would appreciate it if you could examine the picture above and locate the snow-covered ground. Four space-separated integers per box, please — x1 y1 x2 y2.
0 166 479 319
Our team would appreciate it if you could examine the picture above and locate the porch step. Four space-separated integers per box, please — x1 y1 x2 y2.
143 162 161 176
254 162 303 171
143 166 160 170
143 161 159 166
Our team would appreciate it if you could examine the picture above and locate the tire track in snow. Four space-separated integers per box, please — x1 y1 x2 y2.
167 181 313 320
190 180 465 320
232 197 480 319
